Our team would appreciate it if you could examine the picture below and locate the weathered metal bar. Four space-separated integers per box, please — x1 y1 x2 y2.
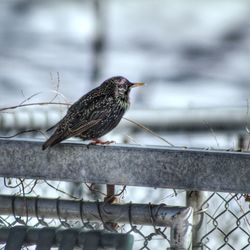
0 195 192 249
0 139 250 193
186 191 207 248
170 207 193 250
0 195 189 228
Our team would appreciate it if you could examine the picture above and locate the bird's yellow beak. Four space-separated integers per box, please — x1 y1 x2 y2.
131 82 144 88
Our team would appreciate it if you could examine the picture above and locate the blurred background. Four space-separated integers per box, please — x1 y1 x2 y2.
0 0 250 249
0 0 250 148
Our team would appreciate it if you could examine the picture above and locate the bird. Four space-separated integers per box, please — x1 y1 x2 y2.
42 76 144 150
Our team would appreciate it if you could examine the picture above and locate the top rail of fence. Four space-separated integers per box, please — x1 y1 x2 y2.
0 138 250 193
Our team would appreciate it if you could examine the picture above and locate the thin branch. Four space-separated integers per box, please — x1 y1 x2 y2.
19 92 43 106
123 117 174 146
44 180 79 200
0 102 70 113
49 72 69 104
203 120 220 148
85 183 106 197
0 129 47 139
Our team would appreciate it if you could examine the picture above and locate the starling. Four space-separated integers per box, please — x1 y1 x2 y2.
42 76 144 150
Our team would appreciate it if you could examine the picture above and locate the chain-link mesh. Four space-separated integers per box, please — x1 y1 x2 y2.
0 176 249 249
0 105 249 250
0 177 173 249
197 192 250 249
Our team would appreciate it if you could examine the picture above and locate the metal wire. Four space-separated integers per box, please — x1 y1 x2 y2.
198 192 250 249
0 175 250 249
1 175 250 249
0 179 250 250
0 181 176 249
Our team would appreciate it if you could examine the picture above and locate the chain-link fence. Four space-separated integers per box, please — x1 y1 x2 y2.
1 104 250 250
0 178 249 249
196 192 250 249
1 0 250 248
0 136 250 249
0 177 192 249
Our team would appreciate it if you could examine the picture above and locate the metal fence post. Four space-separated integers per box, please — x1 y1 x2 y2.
169 207 193 250
186 191 207 249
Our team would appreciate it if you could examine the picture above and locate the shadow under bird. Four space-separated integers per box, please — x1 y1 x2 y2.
42 76 144 150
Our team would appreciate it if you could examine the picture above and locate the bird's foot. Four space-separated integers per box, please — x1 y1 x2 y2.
89 139 116 145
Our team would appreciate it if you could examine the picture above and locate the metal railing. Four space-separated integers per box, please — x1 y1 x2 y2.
0 139 250 193
0 195 193 249
0 139 250 249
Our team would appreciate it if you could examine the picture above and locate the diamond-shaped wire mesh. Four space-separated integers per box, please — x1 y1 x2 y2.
1 176 250 249
0 177 172 250
199 192 250 249
0 178 250 250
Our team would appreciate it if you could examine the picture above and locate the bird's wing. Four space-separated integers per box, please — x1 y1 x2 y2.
67 118 102 136
42 87 109 149
67 107 110 136
43 119 99 148
57 92 110 135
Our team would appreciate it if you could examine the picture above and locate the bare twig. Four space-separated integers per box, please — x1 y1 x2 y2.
44 180 79 200
0 102 70 113
123 117 174 146
0 129 47 139
19 92 43 106
49 72 69 104
203 120 220 148
85 183 106 197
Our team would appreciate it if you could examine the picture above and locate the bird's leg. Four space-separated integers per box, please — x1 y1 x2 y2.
89 138 116 145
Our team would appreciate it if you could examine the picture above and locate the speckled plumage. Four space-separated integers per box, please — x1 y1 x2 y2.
42 76 143 150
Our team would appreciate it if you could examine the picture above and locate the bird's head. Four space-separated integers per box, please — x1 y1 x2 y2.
102 76 144 100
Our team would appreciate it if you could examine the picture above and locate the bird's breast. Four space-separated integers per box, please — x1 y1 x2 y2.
116 97 130 110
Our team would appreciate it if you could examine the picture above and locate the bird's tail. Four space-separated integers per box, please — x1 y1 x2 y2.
42 133 64 150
